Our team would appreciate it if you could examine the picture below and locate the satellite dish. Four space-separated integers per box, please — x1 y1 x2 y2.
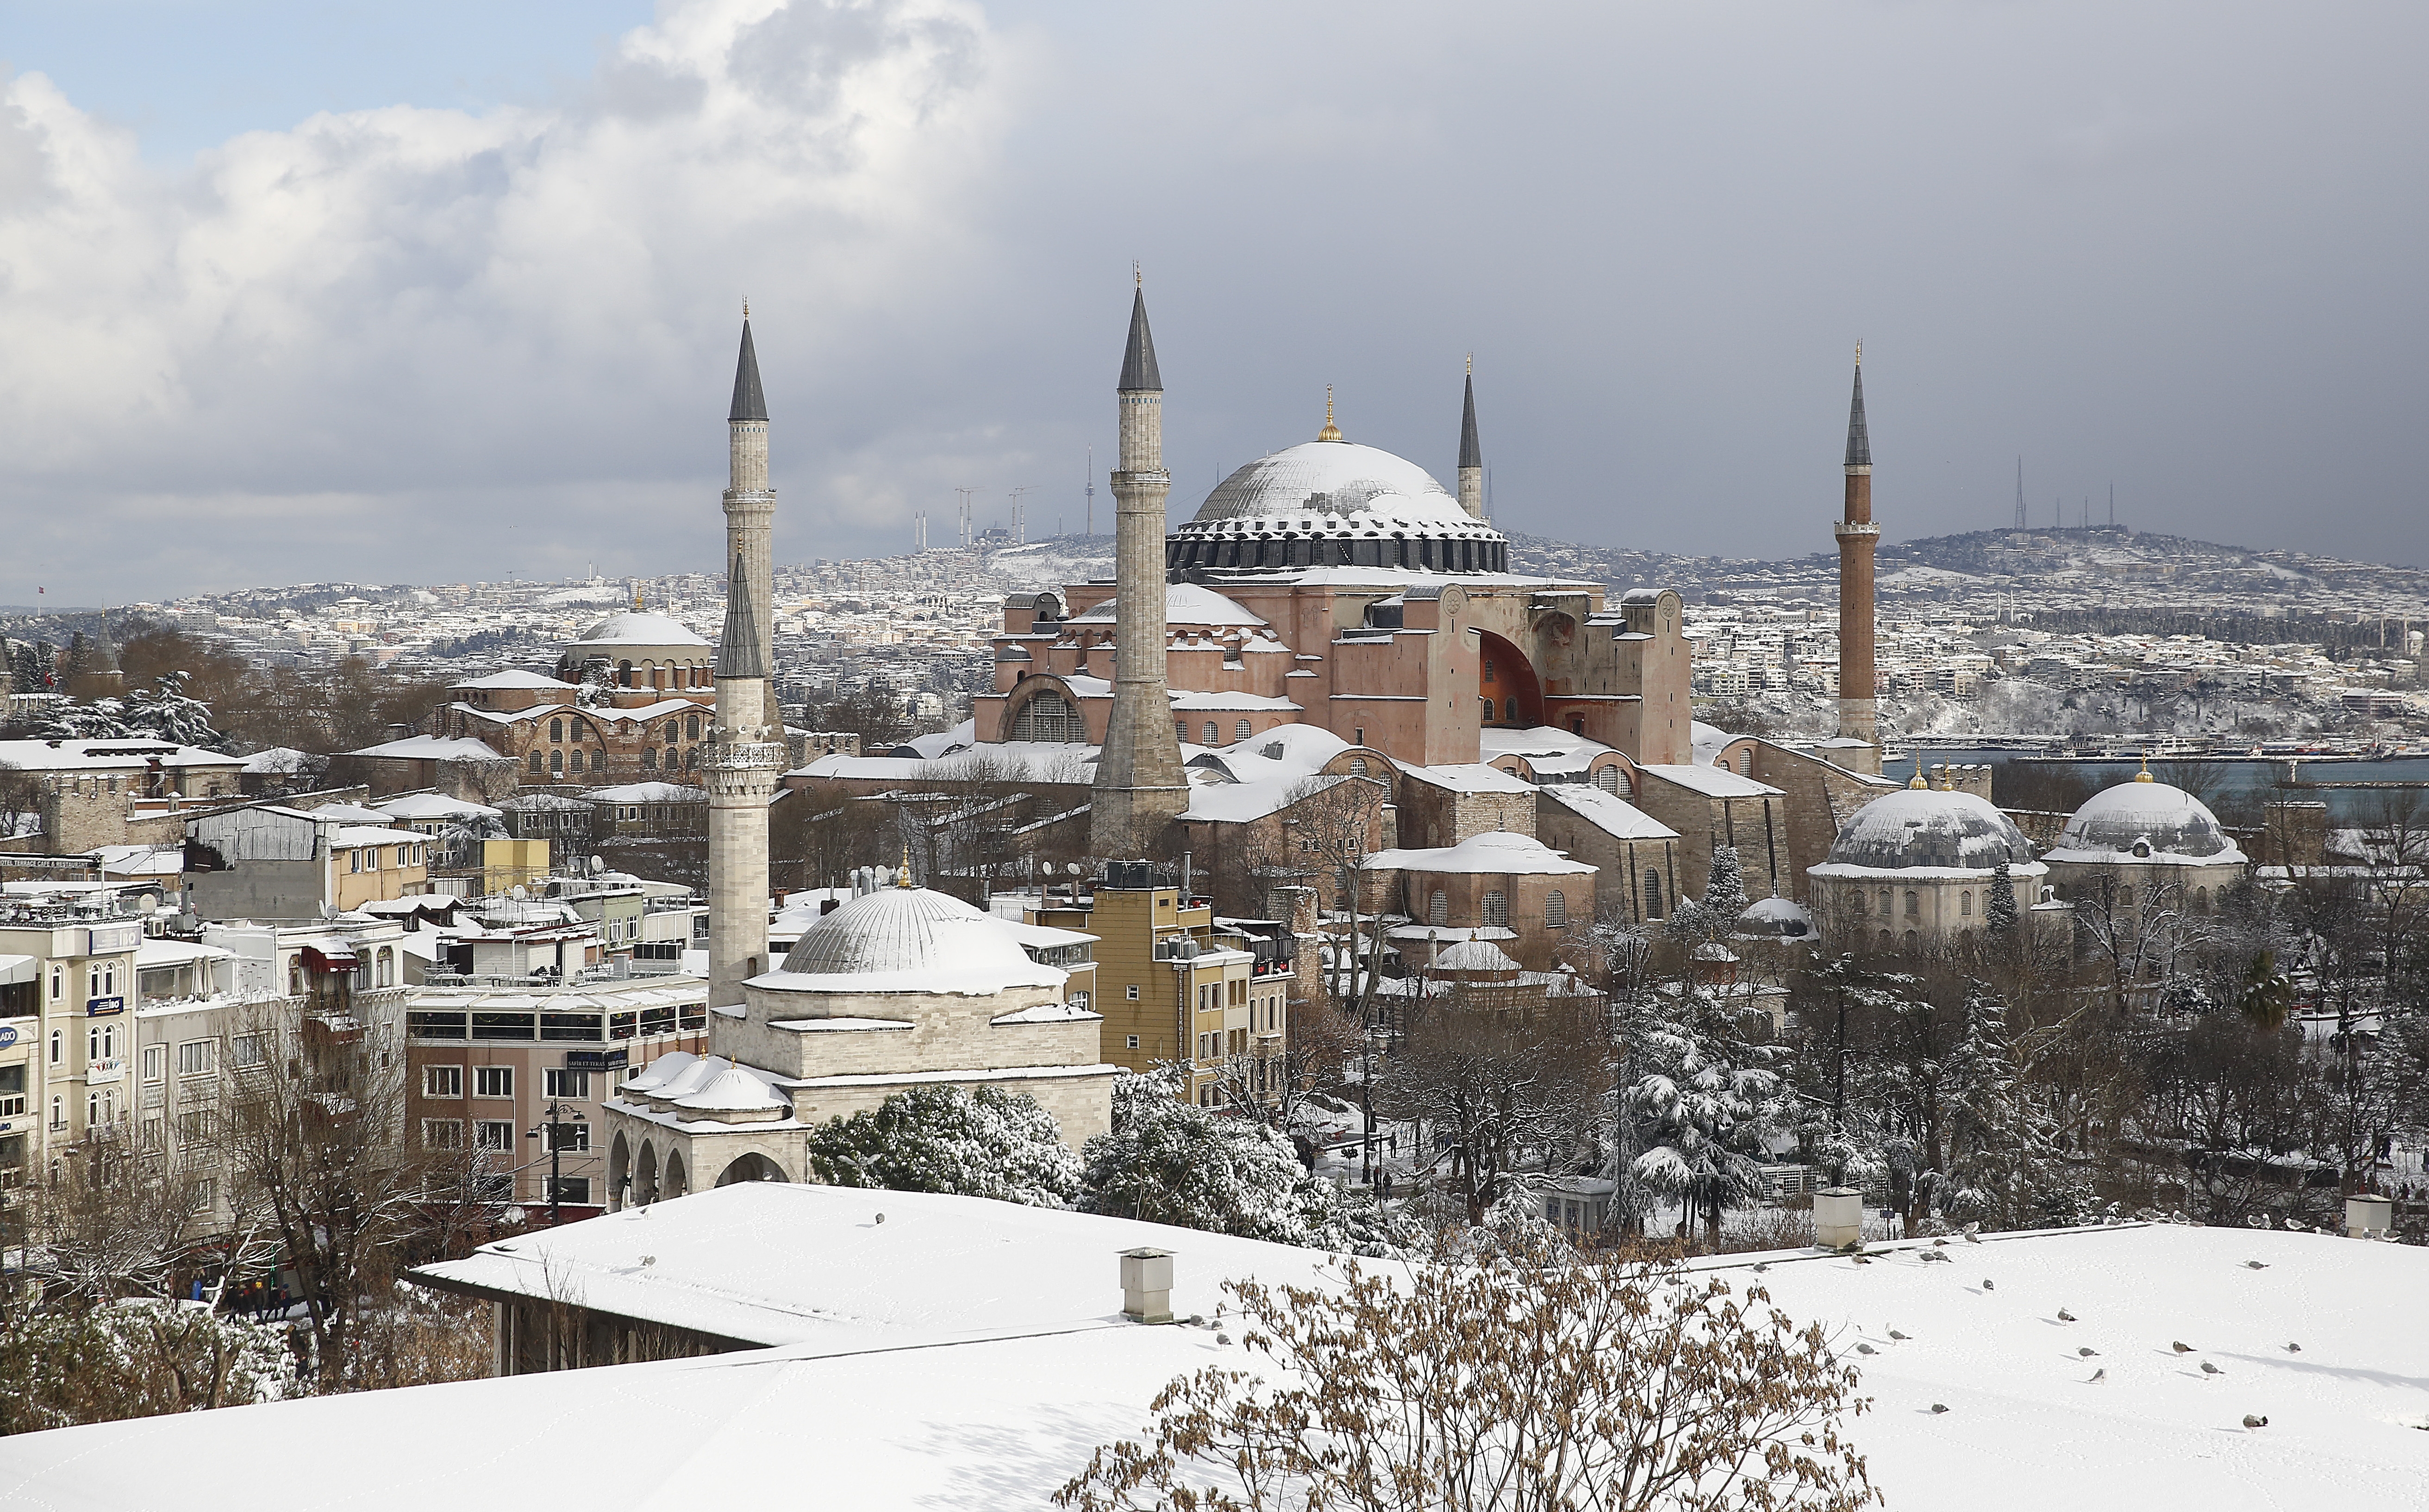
1068 862 1084 876
510 885 528 900
136 895 158 915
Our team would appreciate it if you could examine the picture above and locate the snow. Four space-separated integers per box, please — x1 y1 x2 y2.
1821 786 2044 876
9 1203 2422 1512
343 734 507 761
587 781 704 803
672 1063 790 1114
1071 582 1268 626
1635 762 1783 798
331 824 433 848
1539 784 1680 840
771 1016 916 1033
764 887 1068 996
375 793 501 821
1427 939 1520 972
236 745 313 772
134 938 232 968
448 670 578 690
988 1002 1103 1026
1398 762 1535 795
1368 829 1595 876
0 738 238 772
92 844 183 876
2044 777 2249 866
569 610 710 647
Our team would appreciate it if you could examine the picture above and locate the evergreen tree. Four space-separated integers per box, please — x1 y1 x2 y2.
804 1084 1081 1208
122 672 228 749
1703 845 1748 925
1625 992 1786 1241
1987 859 2019 935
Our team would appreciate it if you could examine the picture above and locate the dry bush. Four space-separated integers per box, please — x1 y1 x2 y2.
1058 1245 1875 1512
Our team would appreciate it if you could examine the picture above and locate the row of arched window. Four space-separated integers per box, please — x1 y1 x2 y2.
1422 888 1564 930
1167 535 1509 573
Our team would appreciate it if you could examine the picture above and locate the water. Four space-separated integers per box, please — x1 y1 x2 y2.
1897 746 2429 824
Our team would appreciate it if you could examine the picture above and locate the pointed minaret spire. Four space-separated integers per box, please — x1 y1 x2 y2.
1456 359 1484 520
717 554 767 680
1844 342 1871 468
1118 282 1161 393
730 307 768 423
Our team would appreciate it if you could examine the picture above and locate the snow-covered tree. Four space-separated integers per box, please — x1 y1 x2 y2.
1703 845 1748 925
37 698 134 740
0 1296 295 1432
1986 859 2019 935
805 1084 1081 1208
122 671 228 749
1626 993 1786 1241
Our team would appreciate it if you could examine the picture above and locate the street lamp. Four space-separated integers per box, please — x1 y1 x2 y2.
525 1099 588 1228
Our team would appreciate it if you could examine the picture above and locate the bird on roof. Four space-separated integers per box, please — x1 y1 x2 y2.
2243 1414 2268 1429
2078 1347 2099 1358
2173 1341 2195 1353
1857 1343 1878 1355
2284 1342 2302 1353
1889 1329 1911 1341
2245 1260 2269 1269
1930 1403 1949 1415
2201 1361 2224 1376
2058 1308 2077 1322
1983 1279 1995 1290
2088 1368 2106 1383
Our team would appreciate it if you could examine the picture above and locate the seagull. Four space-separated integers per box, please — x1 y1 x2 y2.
2202 1361 2224 1376
1889 1329 1911 1341
1857 1343 1878 1355
1751 1263 1769 1273
2057 1309 2076 1322
2088 1368 2106 1383
1853 1255 1873 1265
2285 1342 2303 1353
2172 1341 2195 1354
1964 1230 1983 1244
1932 1237 1949 1247
1983 1279 1996 1291
2245 1260 2268 1270
2243 1414 2268 1429
2078 1347 2099 1358
1930 1403 1949 1414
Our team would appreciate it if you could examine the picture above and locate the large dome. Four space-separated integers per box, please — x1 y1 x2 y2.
1816 787 2042 875
2045 776 2245 865
767 884 1063 994
1168 438 1507 577
571 611 710 649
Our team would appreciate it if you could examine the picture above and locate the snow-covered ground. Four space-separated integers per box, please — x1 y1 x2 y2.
0 1189 2420 1510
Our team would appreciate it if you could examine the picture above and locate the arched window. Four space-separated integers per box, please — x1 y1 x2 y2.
1644 871 1664 920
1594 765 1617 795
1904 929 1919 951
1738 752 1752 774
687 715 700 740
1010 690 1083 742
550 750 564 774
1505 699 1518 723
1349 757 1368 778
1854 890 1867 916
1235 719 1252 742
375 947 393 988
1544 890 1567 928
617 660 633 687
528 751 543 773
2195 886 2210 914
288 962 303 996
1482 890 1508 927
642 748 656 771
685 748 699 771
549 718 563 743
569 749 585 774
1903 890 1918 918
1961 891 1973 916
2117 884 2135 908
1204 722 1219 746
664 722 678 745
1428 889 1448 926
1879 889 1892 915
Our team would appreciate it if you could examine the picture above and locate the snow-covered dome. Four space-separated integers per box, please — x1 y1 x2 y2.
764 884 1064 995
1734 896 1815 940
1167 438 1507 576
2044 773 2246 865
569 611 710 649
1817 786 2041 876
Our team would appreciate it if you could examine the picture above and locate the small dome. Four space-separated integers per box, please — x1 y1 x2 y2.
571 610 710 648
1821 787 2038 874
2048 778 2245 864
1735 896 1814 939
770 885 1062 994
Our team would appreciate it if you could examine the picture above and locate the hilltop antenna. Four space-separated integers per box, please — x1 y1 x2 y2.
1010 485 1036 545
2014 457 2026 529
1086 445 1095 537
2108 481 2115 530
954 486 977 549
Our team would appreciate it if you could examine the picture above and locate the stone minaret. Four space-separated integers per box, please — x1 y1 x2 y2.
1832 346 1880 752
705 551 783 1010
1089 283 1187 857
724 310 781 732
1456 359 1484 520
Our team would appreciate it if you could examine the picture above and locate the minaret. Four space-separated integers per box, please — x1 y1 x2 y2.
1089 280 1188 857
724 308 780 732
705 551 783 1010
1832 346 1880 755
1456 357 1484 521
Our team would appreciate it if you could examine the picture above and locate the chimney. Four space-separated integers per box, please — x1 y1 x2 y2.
1120 1247 1174 1323
1812 1187 1864 1249
2347 1194 2393 1239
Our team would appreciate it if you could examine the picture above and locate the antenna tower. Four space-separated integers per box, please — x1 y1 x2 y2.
2014 457 2026 529
1085 446 1095 538
954 487 977 549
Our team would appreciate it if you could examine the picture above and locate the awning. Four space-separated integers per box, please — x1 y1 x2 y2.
301 946 361 971
0 954 36 986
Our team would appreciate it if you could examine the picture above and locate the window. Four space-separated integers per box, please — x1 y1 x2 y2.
1349 757 1368 778
1644 871 1664 921
474 1120 514 1151
1429 889 1448 926
49 965 63 1002
1505 699 1518 722
50 1095 65 1132
1126 1035 1141 1050
547 1121 590 1152
686 715 700 741
1544 890 1567 928
550 750 564 774
1126 984 1140 1001
0 1064 23 1119
142 1045 166 1083
420 1119 464 1150
1482 890 1508 927
473 1066 514 1099
187 1177 216 1213
1235 719 1252 742
141 1115 162 1150
545 1176 592 1205
1202 722 1218 746
1960 891 1973 917
1175 719 1189 746
1903 890 1919 918
549 718 564 743
665 722 679 745
176 1039 216 1078
545 1069 590 1100
232 1034 268 1068
642 748 656 771
529 751 544 773
48 1028 62 1065
375 947 393 988
1879 889 1892 915
88 1023 119 1061
569 749 585 774
424 1065 463 1099
1853 891 1867 916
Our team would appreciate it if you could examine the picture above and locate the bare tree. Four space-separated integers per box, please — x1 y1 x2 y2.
1277 774 1393 1180
1383 987 1604 1225
1057 1244 1876 1512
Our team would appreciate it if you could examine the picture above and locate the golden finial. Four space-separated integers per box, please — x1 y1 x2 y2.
1907 755 1927 790
1466 351 1473 376
743 298 750 321
1317 386 1343 443
2135 753 2154 783
1939 763 1954 791
1855 339 1863 368
631 583 643 612
1133 260 1142 287
897 844 913 888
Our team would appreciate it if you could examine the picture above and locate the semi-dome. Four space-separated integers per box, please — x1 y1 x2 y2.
570 611 710 649
763 884 1064 995
1814 787 2042 876
2044 774 2246 865
1168 437 1507 577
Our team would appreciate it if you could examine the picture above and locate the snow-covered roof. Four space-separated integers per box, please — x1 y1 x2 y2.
1817 786 2043 877
568 610 711 648
450 670 578 691
307 802 395 824
331 825 431 848
376 793 502 821
2044 775 2249 867
0 739 239 773
1733 895 1815 939
343 734 508 761
1167 690 1302 712
135 938 232 968
1635 762 1782 799
9 1214 2429 1510
1478 724 1618 776
758 885 1065 996
236 746 314 773
1071 582 1268 626
1689 720 1741 765
1399 762 1535 795
588 781 706 803
1539 785 1680 841
1429 938 1520 972
93 844 183 876
894 719 977 759
1178 440 1500 543
1369 829 1594 876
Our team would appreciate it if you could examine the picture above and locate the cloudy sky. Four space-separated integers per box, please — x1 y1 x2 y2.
2 0 2423 603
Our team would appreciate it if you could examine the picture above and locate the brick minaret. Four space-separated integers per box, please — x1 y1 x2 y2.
1089 281 1187 856
706 551 783 1010
1456 358 1484 520
724 309 780 732
1833 346 1879 752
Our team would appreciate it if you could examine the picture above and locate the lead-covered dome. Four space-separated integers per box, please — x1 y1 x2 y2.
763 884 1063 995
1815 787 2042 876
2044 775 2246 865
571 611 710 649
1168 438 1507 576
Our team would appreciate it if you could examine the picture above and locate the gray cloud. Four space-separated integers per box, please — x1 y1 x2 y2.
1 0 2424 602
